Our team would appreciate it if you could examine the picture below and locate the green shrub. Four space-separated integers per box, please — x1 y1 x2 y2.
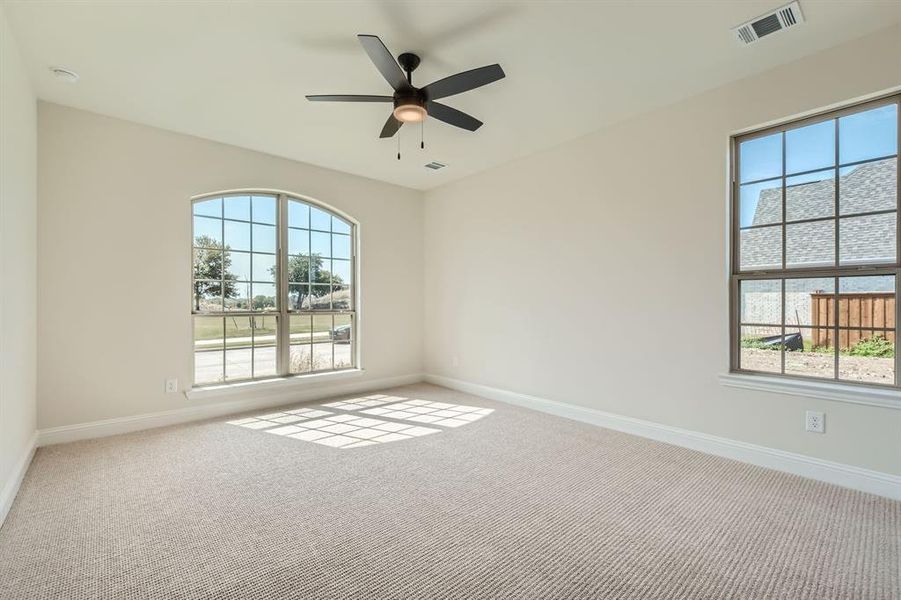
846 335 894 358
742 335 894 358
740 337 778 350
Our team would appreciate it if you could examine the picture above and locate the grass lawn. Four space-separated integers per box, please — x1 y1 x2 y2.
193 313 351 341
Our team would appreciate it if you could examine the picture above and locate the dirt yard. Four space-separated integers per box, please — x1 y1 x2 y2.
740 348 893 384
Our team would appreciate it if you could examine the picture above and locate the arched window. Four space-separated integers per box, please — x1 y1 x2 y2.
192 192 355 385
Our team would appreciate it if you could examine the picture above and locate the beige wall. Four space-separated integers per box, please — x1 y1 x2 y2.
0 7 38 505
423 25 901 475
37 103 423 429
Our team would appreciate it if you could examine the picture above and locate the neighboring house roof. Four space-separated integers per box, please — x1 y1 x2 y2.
744 158 897 269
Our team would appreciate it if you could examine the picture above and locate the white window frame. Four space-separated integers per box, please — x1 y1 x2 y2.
190 189 359 387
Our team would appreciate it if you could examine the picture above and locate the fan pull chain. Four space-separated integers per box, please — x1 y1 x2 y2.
421 121 425 150
397 129 401 160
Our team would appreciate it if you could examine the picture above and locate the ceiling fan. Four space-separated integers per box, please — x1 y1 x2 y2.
306 34 505 139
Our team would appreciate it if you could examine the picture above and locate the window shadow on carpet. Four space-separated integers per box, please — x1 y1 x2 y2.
227 394 494 449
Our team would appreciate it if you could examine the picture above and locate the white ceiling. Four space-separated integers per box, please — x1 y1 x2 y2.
6 1 901 190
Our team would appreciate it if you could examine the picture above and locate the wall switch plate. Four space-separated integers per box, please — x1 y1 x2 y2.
165 378 178 393
805 410 825 433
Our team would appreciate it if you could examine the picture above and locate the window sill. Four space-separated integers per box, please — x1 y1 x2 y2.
718 372 901 410
185 369 364 402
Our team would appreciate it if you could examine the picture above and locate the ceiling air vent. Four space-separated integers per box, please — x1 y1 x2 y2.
732 1 804 45
424 161 447 170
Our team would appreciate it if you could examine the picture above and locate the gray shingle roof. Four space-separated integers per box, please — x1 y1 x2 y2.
743 159 897 269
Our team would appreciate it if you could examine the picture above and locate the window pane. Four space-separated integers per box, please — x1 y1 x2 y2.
838 329 894 385
193 282 222 312
288 201 309 229
290 314 312 344
839 213 896 265
313 314 332 344
194 248 222 281
740 226 782 270
311 206 331 231
194 198 221 218
310 256 329 284
786 220 834 268
288 283 309 311
311 231 330 257
224 220 250 252
839 158 897 216
251 195 277 224
839 104 898 165
193 216 221 246
785 278 834 327
251 253 276 282
224 195 250 221
837 276 895 384
331 285 351 310
252 315 277 378
740 279 781 324
786 169 834 222
252 224 277 253
334 314 352 339
785 119 834 175
784 327 834 380
332 259 351 284
332 216 351 234
225 281 251 311
740 133 782 183
194 317 224 384
290 344 312 374
740 179 781 228
316 258 332 284
838 276 895 329
335 342 353 369
225 251 250 282
313 343 333 371
332 234 351 260
286 255 312 284
740 325 782 373
225 316 252 381
288 228 309 255
251 283 277 311
333 314 353 368
309 285 332 310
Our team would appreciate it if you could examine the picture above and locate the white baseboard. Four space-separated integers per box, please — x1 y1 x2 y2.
425 374 901 500
37 373 423 447
0 431 38 528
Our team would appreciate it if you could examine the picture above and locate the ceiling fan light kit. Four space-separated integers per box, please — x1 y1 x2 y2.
306 34 505 159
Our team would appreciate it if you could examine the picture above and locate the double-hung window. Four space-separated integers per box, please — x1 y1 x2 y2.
731 96 899 387
192 192 355 385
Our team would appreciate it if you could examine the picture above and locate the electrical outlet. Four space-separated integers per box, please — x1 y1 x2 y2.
165 378 178 393
805 410 825 433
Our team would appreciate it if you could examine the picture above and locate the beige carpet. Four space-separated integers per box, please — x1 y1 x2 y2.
1 383 898 599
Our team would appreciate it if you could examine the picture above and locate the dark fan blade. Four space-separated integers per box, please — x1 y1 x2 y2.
426 101 482 131
357 34 408 91
380 114 403 138
422 64 505 100
306 95 393 102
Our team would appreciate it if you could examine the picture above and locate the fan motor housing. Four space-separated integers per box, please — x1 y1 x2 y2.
393 88 426 110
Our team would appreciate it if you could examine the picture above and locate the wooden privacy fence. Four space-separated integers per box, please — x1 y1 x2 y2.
810 292 895 349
